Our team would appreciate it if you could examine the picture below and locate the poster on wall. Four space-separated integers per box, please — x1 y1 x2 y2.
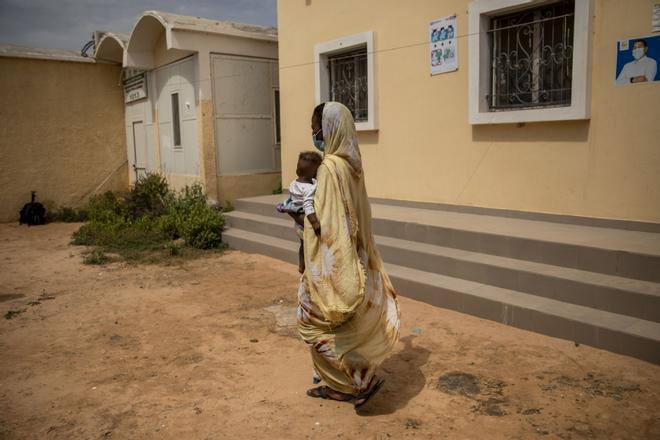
653 4 660 32
429 15 457 75
615 34 660 85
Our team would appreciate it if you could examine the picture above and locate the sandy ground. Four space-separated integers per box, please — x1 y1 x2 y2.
0 223 659 440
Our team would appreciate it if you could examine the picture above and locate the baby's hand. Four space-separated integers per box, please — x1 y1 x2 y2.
312 220 321 237
307 213 321 236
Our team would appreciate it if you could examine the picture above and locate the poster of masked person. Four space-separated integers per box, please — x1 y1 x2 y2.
615 35 660 85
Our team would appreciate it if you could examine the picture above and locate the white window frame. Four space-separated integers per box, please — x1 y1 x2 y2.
314 31 377 131
468 0 593 124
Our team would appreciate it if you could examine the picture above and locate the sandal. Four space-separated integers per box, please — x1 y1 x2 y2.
306 386 354 402
354 379 385 410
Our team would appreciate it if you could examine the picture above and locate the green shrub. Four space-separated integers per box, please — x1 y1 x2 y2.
87 191 127 224
83 249 110 265
125 174 171 219
48 206 88 223
178 202 224 249
70 174 225 263
163 183 225 249
165 241 182 256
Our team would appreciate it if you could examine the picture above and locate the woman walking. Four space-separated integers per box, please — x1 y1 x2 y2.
297 102 400 410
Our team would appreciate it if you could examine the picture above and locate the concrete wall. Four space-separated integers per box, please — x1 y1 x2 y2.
277 0 660 223
0 57 128 222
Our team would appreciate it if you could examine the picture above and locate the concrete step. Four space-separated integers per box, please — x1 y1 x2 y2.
378 235 660 323
225 210 297 243
223 227 298 265
233 195 660 282
221 227 660 364
225 211 660 322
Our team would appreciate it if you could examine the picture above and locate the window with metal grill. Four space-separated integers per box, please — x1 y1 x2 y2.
489 0 575 111
328 47 368 122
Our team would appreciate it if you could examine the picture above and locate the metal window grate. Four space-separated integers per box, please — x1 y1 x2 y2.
488 1 575 111
328 47 368 122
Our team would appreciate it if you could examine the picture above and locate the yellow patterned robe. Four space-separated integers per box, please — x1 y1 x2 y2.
297 102 400 395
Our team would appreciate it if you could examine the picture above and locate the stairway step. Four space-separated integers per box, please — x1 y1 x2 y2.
233 195 660 282
225 211 660 322
225 210 297 243
234 195 285 219
385 263 660 365
222 227 660 364
223 227 298 265
377 235 660 323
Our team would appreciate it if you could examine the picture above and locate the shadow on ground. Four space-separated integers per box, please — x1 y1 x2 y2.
358 335 430 416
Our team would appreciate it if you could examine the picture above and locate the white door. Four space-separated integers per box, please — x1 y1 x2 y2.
211 54 280 175
132 121 147 180
124 86 156 185
155 56 199 177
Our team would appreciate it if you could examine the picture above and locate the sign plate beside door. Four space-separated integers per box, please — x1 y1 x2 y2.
123 73 148 103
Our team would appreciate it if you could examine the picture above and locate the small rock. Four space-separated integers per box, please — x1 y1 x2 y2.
250 338 259 343
405 419 421 429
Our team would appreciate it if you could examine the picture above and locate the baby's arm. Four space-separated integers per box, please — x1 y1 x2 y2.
302 185 321 236
307 212 321 236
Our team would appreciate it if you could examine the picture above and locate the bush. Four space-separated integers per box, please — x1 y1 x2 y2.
177 202 224 249
71 174 225 263
87 191 127 224
161 183 225 249
125 174 171 219
165 241 182 256
83 249 110 265
48 206 88 223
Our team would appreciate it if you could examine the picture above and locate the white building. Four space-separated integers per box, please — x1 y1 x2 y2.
94 11 281 203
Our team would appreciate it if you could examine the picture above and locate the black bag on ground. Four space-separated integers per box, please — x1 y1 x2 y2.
19 191 46 226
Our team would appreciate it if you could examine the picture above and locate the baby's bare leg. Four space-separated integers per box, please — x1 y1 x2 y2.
298 239 305 274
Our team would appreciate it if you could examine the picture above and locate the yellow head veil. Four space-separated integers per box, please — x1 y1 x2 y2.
321 102 362 174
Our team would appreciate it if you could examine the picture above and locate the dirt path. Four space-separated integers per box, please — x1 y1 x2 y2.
0 223 659 439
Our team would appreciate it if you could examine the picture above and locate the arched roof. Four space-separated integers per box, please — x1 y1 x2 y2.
123 13 166 69
94 32 128 64
123 10 278 69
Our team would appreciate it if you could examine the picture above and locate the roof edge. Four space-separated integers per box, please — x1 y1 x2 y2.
0 44 95 63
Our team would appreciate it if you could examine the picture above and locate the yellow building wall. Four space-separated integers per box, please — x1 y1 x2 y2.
277 0 660 223
0 57 128 222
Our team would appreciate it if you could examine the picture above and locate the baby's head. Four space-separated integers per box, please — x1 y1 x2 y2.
296 151 323 180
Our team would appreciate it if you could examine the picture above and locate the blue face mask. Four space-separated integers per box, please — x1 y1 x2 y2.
312 129 325 152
